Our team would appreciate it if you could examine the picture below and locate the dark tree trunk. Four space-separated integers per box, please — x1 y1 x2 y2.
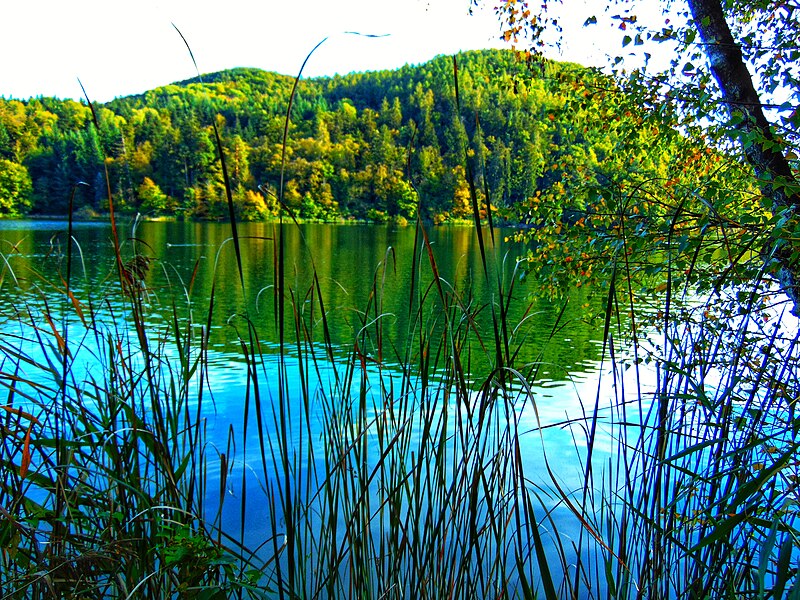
687 0 800 310
688 0 799 209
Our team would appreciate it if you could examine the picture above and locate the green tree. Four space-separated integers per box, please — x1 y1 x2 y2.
478 0 800 309
0 159 32 215
686 0 800 304
137 176 168 214
0 122 12 160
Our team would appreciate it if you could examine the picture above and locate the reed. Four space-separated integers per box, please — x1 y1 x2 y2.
0 44 797 600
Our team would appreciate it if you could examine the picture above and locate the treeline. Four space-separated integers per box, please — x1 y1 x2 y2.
0 49 717 222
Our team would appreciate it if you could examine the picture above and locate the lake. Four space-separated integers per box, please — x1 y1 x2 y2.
2 218 796 597
0 218 633 595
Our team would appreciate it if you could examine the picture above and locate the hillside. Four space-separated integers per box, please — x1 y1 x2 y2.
0 49 723 222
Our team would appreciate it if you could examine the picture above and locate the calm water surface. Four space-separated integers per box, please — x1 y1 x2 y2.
0 219 606 377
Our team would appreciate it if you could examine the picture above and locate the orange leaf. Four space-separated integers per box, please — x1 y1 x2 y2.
67 289 87 326
20 426 32 479
43 314 68 357
1 405 40 425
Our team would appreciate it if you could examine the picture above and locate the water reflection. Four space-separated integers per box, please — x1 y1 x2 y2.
0 220 607 380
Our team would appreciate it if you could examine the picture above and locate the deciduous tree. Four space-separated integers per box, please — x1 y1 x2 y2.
478 0 800 309
0 159 32 215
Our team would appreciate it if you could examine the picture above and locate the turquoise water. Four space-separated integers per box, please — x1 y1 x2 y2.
0 218 619 583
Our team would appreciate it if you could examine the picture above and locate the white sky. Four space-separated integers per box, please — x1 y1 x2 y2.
1 0 672 102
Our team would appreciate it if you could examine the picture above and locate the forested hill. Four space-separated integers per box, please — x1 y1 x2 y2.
0 49 713 222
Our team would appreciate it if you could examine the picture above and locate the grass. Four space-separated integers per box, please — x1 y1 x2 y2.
0 45 798 599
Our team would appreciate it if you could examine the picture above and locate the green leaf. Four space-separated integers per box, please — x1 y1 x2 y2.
666 438 724 463
759 518 780 597
690 511 746 553
711 246 727 262
735 250 759 264
732 446 797 509
164 544 190 567
774 536 794 598
623 35 632 47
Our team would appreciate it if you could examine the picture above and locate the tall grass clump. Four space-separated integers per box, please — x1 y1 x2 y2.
573 275 800 599
0 210 261 596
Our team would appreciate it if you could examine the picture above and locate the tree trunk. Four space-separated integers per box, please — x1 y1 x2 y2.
687 0 800 310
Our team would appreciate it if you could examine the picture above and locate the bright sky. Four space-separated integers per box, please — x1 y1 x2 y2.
0 0 500 101
1 0 671 102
